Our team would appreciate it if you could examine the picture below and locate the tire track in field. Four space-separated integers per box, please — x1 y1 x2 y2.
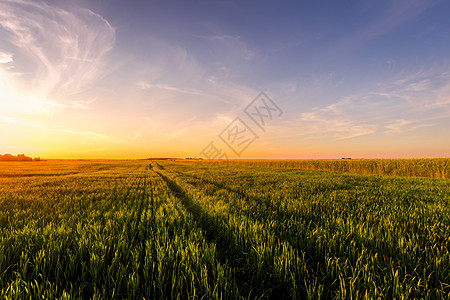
168 168 345 236
169 166 436 299
156 167 349 298
158 167 316 233
168 169 303 223
152 168 276 298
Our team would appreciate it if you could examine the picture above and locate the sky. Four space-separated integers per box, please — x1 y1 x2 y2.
0 0 449 159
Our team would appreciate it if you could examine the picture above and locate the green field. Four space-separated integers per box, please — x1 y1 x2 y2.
1 159 449 299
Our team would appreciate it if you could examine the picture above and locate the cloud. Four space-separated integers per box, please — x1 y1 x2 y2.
0 0 115 115
71 99 95 110
133 41 259 130
0 115 19 124
433 82 450 107
137 81 152 90
0 52 13 64
129 32 260 135
364 0 435 38
403 79 432 92
384 119 433 135
131 128 144 142
55 128 113 141
294 67 448 141
136 81 207 97
133 80 248 134
192 34 255 60
384 119 409 134
331 0 436 56
299 100 377 139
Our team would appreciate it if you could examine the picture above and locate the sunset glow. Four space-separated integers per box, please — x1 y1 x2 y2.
1 0 449 159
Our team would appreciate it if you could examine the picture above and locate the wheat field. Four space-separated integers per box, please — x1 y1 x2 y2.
1 159 449 299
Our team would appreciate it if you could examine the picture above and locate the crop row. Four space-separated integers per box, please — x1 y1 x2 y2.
1 161 238 299
1 159 449 299
190 158 450 179
155 160 450 298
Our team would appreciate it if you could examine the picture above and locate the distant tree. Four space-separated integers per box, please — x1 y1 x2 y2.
0 154 14 161
0 154 41 161
16 154 32 161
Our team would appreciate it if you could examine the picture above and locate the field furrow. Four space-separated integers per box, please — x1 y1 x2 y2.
1 159 449 299
156 160 450 298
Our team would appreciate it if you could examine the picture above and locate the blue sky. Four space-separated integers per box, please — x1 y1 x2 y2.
0 0 449 158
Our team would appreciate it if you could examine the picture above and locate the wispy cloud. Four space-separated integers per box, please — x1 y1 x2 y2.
0 0 115 115
433 81 450 107
291 67 449 140
0 52 13 64
0 115 19 124
132 36 259 135
332 0 437 56
192 34 255 60
136 81 207 97
384 119 433 135
362 0 435 38
299 100 377 139
131 128 144 142
402 79 432 92
55 128 113 141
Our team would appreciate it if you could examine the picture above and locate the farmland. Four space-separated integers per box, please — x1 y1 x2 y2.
1 159 449 299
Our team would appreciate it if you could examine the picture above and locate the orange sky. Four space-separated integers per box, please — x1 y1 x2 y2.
1 0 450 159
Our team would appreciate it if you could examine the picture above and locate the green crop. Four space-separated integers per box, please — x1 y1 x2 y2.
0 159 449 299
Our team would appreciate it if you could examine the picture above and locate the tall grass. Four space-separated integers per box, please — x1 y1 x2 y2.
198 158 450 178
161 160 450 298
1 160 449 298
0 161 238 299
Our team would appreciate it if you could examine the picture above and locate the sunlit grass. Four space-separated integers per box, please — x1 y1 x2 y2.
1 159 449 298
192 158 450 178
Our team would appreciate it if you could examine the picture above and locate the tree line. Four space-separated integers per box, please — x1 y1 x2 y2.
0 154 42 161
